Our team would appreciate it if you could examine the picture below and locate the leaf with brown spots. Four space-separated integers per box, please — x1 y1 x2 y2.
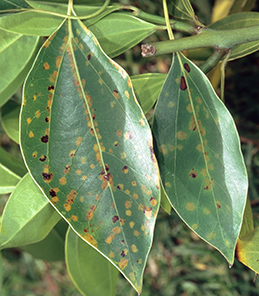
20 18 160 293
152 52 247 265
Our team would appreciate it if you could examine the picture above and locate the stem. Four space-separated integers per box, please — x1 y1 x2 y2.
163 0 174 40
141 25 259 57
199 48 228 74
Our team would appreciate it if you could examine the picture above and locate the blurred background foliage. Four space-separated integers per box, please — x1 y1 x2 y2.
1 0 259 295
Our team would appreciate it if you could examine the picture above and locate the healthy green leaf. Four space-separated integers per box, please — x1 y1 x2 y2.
152 52 247 264
209 12 259 60
21 219 68 261
0 29 40 107
0 252 2 291
0 147 27 178
160 184 171 215
239 196 254 239
1 100 20 144
236 227 259 273
170 0 196 22
0 164 20 195
0 3 119 36
0 174 61 249
65 227 119 296
0 0 29 10
131 73 166 114
20 19 160 293
88 13 158 58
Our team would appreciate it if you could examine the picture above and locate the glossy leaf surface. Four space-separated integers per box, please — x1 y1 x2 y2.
20 19 160 293
131 73 166 114
21 219 68 261
0 174 61 249
236 227 259 273
1 100 20 144
209 12 259 60
0 0 29 10
153 53 247 264
88 13 157 58
66 227 119 296
0 29 39 107
239 196 254 239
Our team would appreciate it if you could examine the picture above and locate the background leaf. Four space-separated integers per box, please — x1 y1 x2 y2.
239 196 254 239
0 174 61 249
236 227 259 274
170 0 196 22
0 29 40 107
0 147 26 178
209 12 259 60
88 13 158 58
21 219 68 261
152 53 247 264
65 227 119 296
20 19 160 293
1 100 20 144
131 73 166 114
0 0 29 10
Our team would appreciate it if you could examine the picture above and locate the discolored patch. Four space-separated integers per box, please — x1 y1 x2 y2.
42 172 53 183
186 201 195 211
125 200 131 209
71 215 78 221
150 197 157 206
159 144 168 155
203 207 210 215
113 227 121 234
129 222 134 228
180 76 187 90
27 118 32 124
105 234 115 244
134 230 139 236
119 258 128 270
43 62 50 69
122 166 128 173
64 165 71 175
41 135 48 143
184 63 191 72
216 201 221 209
206 231 216 241
131 244 138 253
84 233 98 247
29 131 34 138
39 155 47 162
177 131 188 140
69 150 76 157
126 210 131 216
112 215 119 223
189 169 198 178
113 90 119 99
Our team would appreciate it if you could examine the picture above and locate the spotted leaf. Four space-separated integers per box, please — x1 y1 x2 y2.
152 52 247 265
20 19 160 293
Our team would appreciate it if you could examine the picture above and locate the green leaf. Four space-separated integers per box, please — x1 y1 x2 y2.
239 195 254 239
20 19 160 293
160 184 171 215
0 252 2 291
65 227 119 296
0 147 27 178
236 227 259 273
0 0 29 10
1 100 20 144
131 73 166 114
170 0 196 22
21 219 68 261
0 173 61 249
0 164 20 195
0 3 119 36
209 12 259 60
0 29 40 107
152 52 247 264
88 13 158 58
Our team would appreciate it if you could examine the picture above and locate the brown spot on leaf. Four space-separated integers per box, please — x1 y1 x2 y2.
112 216 119 223
180 76 187 90
39 155 47 162
121 250 126 257
48 85 54 91
45 116 50 123
216 202 221 209
184 63 191 73
42 172 53 183
41 135 48 143
189 169 198 178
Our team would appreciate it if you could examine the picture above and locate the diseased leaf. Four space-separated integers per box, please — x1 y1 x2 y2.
236 227 259 273
88 13 158 58
152 52 247 264
1 100 20 144
131 73 166 114
209 12 259 60
21 219 68 261
0 29 40 107
66 227 119 296
20 19 160 293
0 174 61 249
239 195 254 239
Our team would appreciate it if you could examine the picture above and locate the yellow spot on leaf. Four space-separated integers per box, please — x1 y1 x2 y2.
80 196 84 202
76 169 81 175
121 152 126 159
127 78 132 88
59 176 67 185
131 244 138 252
186 202 195 211
139 118 145 126
43 62 50 70
177 144 183 150
84 233 98 247
159 144 167 155
134 230 139 236
49 71 57 84
125 90 129 98
64 204 71 211
27 118 32 124
203 207 210 215
132 181 136 186
129 222 134 228
87 211 93 221
206 231 216 241
177 131 188 140
187 104 193 113
125 200 131 209
119 259 128 270
76 137 83 146
126 210 131 216
32 151 38 158
192 223 198 230
82 175 87 181
44 40 50 48
106 234 115 244
71 215 78 221
29 131 34 138
116 130 122 137
133 193 138 199
35 110 41 118
109 251 115 258
113 227 121 234
168 101 175 108
69 150 76 157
